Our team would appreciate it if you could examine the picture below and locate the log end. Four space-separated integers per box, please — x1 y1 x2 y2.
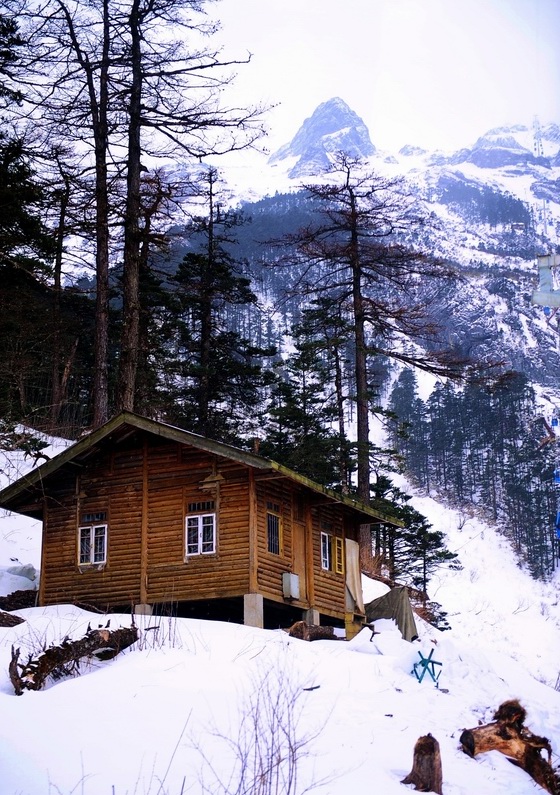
460 728 475 758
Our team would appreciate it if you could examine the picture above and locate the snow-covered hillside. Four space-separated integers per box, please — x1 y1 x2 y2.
1 444 559 795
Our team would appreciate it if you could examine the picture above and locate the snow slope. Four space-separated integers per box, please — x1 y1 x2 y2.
1 449 559 794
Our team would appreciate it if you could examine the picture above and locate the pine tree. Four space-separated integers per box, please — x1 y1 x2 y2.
387 368 419 462
260 324 352 487
393 370 560 580
269 154 471 572
164 168 274 443
0 15 52 273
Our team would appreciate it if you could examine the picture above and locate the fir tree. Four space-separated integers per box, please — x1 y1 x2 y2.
371 476 459 590
165 168 274 443
260 324 352 487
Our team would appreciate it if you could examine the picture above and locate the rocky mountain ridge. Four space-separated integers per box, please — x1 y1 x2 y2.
268 97 376 177
268 99 560 175
216 99 560 405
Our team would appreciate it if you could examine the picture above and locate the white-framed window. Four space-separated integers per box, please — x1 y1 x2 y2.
79 523 108 565
266 501 282 555
186 512 216 556
321 531 344 574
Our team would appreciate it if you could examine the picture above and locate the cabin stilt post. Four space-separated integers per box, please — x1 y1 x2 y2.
244 593 264 628
303 607 320 625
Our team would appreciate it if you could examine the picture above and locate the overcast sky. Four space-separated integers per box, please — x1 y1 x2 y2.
214 0 560 154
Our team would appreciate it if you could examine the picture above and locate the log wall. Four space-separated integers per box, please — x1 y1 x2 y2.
39 432 362 623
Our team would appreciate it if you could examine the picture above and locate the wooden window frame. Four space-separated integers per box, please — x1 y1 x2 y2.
321 531 344 574
266 502 283 555
320 531 332 570
78 523 108 566
334 536 344 574
185 512 217 557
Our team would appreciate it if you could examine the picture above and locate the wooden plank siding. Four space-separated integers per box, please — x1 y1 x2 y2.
144 443 252 603
254 477 293 602
252 478 355 617
41 447 145 607
310 504 348 619
35 429 363 623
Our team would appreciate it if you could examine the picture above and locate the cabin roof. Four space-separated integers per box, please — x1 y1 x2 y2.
0 412 401 525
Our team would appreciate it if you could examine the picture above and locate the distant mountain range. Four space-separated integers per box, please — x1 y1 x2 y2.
268 96 560 176
212 97 560 405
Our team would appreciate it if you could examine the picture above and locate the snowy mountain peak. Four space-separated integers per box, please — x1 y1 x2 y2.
268 97 375 178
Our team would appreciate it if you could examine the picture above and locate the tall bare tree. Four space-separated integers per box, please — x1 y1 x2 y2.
277 155 469 569
6 0 264 425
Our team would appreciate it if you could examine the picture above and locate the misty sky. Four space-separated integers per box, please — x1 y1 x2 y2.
215 0 560 154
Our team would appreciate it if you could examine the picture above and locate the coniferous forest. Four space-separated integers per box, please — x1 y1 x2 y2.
1 3 558 586
387 370 559 579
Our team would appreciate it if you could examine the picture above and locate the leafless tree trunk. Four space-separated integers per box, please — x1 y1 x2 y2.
117 0 142 412
54 0 112 428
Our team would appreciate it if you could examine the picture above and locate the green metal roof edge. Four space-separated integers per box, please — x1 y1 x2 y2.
0 412 133 504
267 460 402 524
0 412 401 525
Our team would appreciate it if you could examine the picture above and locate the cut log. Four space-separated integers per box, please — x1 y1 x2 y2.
9 624 138 695
285 621 341 641
459 699 559 795
401 733 443 794
0 610 25 627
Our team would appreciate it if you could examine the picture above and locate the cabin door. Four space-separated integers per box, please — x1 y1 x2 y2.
345 539 365 614
292 521 307 601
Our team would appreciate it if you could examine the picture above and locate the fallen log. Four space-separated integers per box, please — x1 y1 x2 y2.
9 623 138 695
0 610 25 627
285 621 341 641
459 699 560 795
401 733 443 794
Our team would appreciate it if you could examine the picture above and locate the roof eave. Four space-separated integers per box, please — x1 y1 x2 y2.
0 412 402 527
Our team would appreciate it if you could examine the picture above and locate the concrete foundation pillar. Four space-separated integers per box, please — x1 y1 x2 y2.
303 607 320 626
134 603 152 616
244 593 264 628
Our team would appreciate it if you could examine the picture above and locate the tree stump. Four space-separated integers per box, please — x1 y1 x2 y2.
9 623 138 695
459 700 560 795
401 733 443 794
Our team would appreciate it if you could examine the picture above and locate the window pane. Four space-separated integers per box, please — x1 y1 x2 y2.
201 515 215 553
188 501 215 513
335 537 344 574
267 513 280 554
186 517 199 555
321 532 331 570
79 527 91 564
93 525 106 563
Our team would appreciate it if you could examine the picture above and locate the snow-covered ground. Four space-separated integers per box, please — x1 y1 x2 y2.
1 446 559 794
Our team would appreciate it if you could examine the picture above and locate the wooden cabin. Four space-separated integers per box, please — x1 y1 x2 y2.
0 413 399 634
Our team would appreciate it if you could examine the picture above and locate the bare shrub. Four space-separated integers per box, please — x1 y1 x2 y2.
194 664 333 795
